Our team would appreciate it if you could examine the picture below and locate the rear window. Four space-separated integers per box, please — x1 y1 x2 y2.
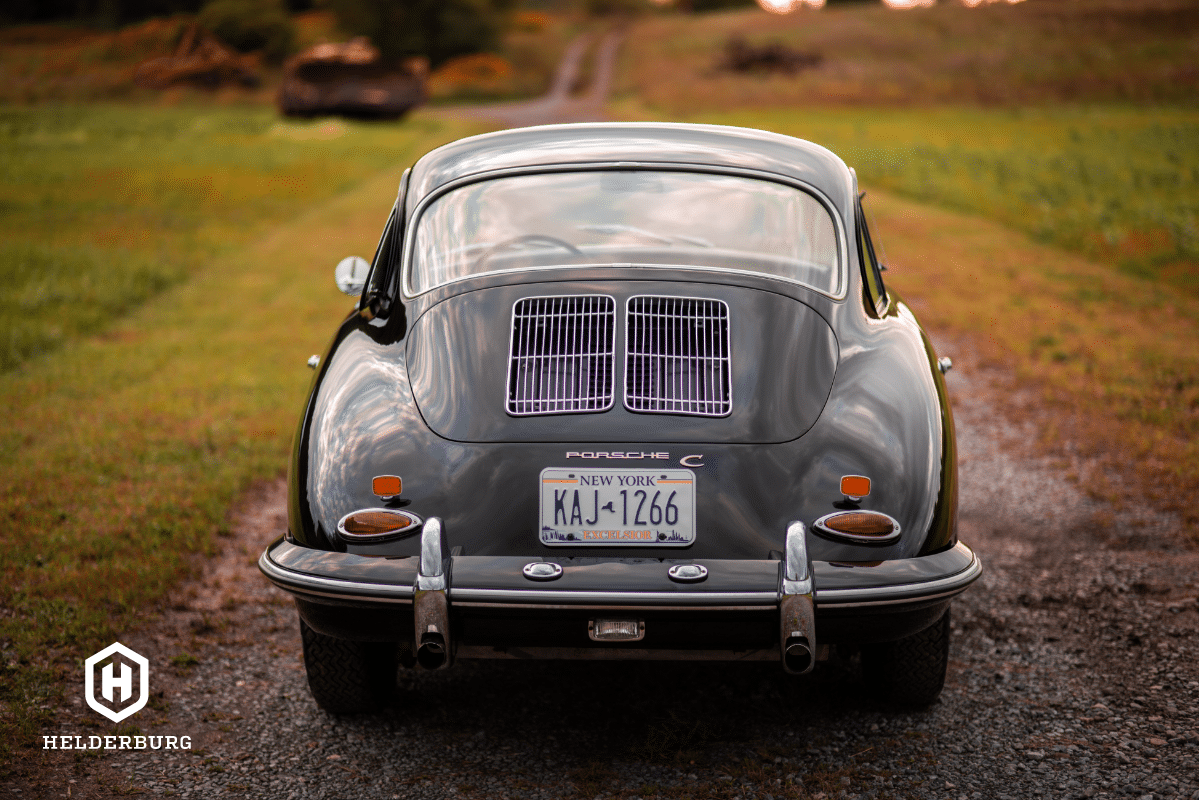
406 170 842 296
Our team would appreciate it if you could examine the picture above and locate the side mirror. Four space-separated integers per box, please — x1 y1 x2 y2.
334 256 370 296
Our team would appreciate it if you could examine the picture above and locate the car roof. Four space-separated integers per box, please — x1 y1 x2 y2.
405 122 856 218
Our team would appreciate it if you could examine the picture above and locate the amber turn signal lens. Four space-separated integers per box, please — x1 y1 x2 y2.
343 510 414 535
840 475 871 499
823 511 894 538
372 475 402 497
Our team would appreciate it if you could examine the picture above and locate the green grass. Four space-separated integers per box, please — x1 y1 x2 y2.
0 105 480 770
0 106 472 371
694 106 1199 296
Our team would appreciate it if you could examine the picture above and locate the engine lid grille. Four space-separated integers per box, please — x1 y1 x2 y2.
507 295 616 415
625 295 732 417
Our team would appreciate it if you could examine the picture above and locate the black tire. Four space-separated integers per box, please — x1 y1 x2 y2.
299 618 398 714
861 608 951 707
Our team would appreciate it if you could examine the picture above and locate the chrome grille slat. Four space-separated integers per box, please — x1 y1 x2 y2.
624 295 732 417
507 295 615 416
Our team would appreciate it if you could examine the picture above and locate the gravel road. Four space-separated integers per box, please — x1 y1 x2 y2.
433 30 624 127
14 339 1199 800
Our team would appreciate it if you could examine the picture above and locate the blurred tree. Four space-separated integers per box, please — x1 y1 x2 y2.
198 0 296 62
584 0 653 15
323 0 516 67
689 0 757 10
0 0 203 24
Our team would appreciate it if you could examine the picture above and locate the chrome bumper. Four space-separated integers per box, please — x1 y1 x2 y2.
259 519 981 666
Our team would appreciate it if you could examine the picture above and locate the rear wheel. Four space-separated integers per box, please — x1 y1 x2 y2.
861 607 951 707
299 618 398 714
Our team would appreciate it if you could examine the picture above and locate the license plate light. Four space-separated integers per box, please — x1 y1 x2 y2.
589 618 645 642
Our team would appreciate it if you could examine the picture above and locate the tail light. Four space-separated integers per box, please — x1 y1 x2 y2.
337 509 423 542
813 510 900 545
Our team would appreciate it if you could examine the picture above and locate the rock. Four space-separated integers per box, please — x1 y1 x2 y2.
718 36 822 75
277 38 426 119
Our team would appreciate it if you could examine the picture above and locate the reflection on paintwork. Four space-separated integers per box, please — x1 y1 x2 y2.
309 334 415 538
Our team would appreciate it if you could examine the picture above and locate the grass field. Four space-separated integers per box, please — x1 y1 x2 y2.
0 106 471 372
696 105 1199 297
0 107 480 765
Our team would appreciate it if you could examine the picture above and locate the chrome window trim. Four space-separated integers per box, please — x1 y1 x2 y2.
401 162 849 301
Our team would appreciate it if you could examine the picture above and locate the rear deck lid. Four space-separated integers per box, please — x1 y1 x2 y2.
406 281 837 444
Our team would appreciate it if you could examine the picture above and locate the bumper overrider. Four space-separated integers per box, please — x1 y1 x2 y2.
258 519 981 675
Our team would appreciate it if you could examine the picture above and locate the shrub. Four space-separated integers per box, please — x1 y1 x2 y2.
198 0 295 62
325 0 509 67
585 0 654 15
428 52 516 100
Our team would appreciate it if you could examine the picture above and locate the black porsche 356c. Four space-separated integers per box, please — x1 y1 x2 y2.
258 122 981 712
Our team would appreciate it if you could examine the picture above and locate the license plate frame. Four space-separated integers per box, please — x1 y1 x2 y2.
539 467 696 547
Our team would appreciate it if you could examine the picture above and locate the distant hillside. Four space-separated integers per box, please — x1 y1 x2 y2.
618 0 1199 110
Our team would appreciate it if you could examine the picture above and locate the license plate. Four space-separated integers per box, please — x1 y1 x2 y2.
539 467 696 547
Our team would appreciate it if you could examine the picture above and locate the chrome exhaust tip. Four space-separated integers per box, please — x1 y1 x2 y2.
417 626 447 670
784 637 813 674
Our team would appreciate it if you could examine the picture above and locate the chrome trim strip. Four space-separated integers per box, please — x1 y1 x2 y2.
815 586 969 609
258 549 414 601
401 162 849 302
815 550 982 606
451 602 778 612
448 588 779 605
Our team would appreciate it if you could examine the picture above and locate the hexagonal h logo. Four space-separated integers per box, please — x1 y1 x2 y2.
84 642 149 724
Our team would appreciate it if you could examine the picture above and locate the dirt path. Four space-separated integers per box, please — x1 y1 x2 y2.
434 30 624 127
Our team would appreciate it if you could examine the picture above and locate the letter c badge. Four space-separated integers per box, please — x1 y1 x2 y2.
680 454 704 468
